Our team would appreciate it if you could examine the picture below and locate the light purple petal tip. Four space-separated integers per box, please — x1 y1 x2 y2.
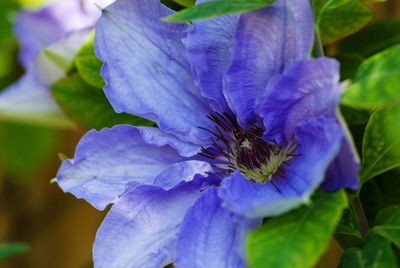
57 125 201 210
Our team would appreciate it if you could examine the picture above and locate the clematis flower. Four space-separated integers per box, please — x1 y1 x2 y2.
0 0 113 127
56 0 360 267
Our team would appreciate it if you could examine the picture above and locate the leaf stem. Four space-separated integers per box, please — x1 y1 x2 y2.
310 0 325 57
314 27 325 57
351 195 370 238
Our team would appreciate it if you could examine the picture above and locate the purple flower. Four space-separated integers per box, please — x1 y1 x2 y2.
0 0 113 126
56 0 360 266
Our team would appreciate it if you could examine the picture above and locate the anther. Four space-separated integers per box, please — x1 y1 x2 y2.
198 112 298 183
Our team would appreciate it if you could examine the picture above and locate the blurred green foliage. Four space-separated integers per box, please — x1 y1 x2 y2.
0 243 30 260
339 234 398 268
52 74 152 130
0 0 19 47
0 122 59 180
18 0 49 9
0 39 23 91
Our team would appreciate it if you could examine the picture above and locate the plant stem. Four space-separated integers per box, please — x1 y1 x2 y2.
310 0 325 57
314 27 325 57
351 195 370 238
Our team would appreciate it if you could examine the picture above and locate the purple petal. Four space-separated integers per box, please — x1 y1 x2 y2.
175 188 260 268
258 58 340 142
94 0 213 143
93 179 205 268
153 160 212 190
15 0 102 68
219 117 342 218
322 115 360 190
219 172 304 218
224 0 314 125
35 29 93 84
273 117 342 196
184 1 239 112
0 29 96 128
0 72 73 127
57 125 202 210
0 72 59 113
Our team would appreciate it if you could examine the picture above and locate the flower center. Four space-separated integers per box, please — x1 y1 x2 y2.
199 112 298 183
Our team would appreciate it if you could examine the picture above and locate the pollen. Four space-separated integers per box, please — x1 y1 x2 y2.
199 112 298 184
240 139 252 150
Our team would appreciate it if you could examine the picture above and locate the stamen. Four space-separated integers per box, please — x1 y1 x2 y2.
199 113 298 183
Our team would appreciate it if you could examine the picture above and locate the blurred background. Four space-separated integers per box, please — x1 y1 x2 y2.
0 0 399 267
0 0 108 267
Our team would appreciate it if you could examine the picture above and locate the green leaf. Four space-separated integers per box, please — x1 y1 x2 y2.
335 20 400 80
161 0 194 11
335 224 363 249
346 124 365 159
18 0 49 8
0 243 30 260
335 208 364 249
338 20 400 60
0 109 75 129
360 107 400 184
0 122 59 179
373 211 400 248
341 44 400 109
51 74 152 130
373 169 400 207
0 38 23 91
339 234 398 268
42 48 72 71
161 0 186 11
313 0 373 44
164 0 276 22
375 204 400 226
170 0 195 7
359 180 383 225
340 105 371 126
246 190 347 268
75 35 105 89
339 248 363 268
362 234 398 267
336 54 365 80
0 0 19 47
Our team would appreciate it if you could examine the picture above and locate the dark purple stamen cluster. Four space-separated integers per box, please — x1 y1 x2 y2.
199 112 298 183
